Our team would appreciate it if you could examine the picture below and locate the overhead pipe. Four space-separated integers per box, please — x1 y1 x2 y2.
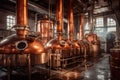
77 0 86 8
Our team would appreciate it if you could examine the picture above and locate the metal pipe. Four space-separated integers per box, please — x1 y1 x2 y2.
79 13 84 40
9 0 68 23
68 0 74 41
16 0 28 26
88 4 94 33
56 0 63 40
15 0 29 38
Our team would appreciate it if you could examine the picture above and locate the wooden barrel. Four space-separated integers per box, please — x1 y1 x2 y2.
110 48 120 80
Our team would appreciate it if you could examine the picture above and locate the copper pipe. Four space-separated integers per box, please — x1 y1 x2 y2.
17 0 28 25
68 0 74 41
88 5 94 33
56 0 63 40
16 0 28 38
79 13 84 40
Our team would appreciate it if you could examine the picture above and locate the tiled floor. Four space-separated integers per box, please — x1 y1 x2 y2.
0 54 111 80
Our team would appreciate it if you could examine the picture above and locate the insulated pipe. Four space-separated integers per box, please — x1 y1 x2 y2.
15 0 28 38
56 0 63 40
79 13 84 40
68 0 74 41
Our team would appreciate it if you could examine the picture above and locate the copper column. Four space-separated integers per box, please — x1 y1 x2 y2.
16 0 28 38
56 0 63 40
68 0 74 41
79 13 84 40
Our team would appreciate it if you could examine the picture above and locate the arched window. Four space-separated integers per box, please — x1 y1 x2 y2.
6 15 15 30
107 18 116 26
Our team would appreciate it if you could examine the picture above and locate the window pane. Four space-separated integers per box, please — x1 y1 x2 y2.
95 28 104 33
6 15 15 30
107 18 116 26
7 22 9 26
108 27 116 32
96 17 104 27
84 22 89 30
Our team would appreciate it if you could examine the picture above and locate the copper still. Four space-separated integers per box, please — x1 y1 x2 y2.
30 15 54 65
45 0 70 69
37 15 54 45
0 0 47 67
66 0 81 65
78 13 90 58
85 8 100 57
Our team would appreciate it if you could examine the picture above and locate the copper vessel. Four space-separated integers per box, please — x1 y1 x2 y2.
85 9 100 57
85 32 100 57
67 0 81 58
37 15 54 45
45 0 70 68
0 0 47 67
30 15 54 65
78 13 87 57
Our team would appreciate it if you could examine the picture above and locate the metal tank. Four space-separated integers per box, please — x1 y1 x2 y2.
37 15 54 45
0 0 47 67
78 13 89 58
66 0 81 66
85 8 101 58
85 32 100 57
45 0 70 69
30 15 54 65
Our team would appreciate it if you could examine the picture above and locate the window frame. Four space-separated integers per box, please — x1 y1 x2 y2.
6 15 15 30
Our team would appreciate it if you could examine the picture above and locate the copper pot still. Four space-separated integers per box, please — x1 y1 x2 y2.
37 15 54 45
67 0 81 58
85 33 100 57
0 0 48 67
45 0 71 68
78 13 90 57
84 8 101 57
